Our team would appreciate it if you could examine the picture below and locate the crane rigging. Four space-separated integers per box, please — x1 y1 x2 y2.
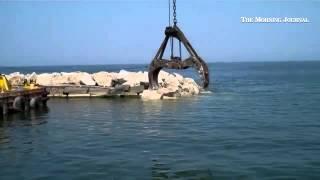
148 0 210 89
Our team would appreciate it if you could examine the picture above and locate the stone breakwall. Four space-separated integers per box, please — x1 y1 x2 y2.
5 70 201 100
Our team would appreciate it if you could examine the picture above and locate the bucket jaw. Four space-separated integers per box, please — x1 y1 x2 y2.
148 25 210 90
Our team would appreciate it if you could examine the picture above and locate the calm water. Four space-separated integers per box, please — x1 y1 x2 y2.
1 62 320 179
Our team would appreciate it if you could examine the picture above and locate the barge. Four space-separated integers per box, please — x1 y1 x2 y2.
0 74 49 116
45 84 146 98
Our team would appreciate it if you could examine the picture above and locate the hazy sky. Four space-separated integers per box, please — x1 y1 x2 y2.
0 0 319 66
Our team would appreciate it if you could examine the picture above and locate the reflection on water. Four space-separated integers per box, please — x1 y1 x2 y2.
0 107 49 128
151 158 214 179
0 107 50 163
1 62 320 179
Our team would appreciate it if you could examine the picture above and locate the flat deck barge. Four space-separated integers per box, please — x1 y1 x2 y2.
45 84 146 98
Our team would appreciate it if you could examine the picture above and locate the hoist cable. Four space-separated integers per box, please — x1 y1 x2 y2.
168 0 171 26
171 37 174 58
179 40 182 59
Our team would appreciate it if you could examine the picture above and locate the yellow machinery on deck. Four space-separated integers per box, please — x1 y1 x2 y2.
0 74 49 115
0 74 11 92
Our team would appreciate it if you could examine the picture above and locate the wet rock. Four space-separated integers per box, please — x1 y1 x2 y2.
141 87 179 100
182 78 200 95
141 90 163 100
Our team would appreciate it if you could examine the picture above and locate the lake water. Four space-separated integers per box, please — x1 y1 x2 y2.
1 61 320 179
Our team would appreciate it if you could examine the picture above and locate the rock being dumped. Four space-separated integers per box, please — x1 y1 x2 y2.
5 70 201 100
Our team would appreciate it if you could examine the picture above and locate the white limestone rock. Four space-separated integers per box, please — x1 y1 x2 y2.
26 72 37 83
180 78 200 96
140 71 201 100
173 73 184 83
92 72 114 87
36 73 58 86
117 70 148 87
6 72 25 86
6 70 203 99
79 72 96 86
141 87 179 100
141 90 163 100
123 71 148 87
52 73 74 85
60 72 77 84
38 72 96 86
8 77 24 86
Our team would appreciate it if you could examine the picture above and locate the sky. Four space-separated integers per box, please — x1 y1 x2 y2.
0 0 319 66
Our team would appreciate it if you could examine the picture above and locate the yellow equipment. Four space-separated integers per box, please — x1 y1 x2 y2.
0 74 11 92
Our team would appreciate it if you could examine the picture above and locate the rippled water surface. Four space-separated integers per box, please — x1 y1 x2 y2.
1 62 320 179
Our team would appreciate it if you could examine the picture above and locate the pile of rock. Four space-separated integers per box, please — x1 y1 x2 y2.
5 70 201 100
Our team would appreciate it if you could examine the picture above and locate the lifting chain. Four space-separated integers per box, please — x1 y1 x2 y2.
173 0 177 25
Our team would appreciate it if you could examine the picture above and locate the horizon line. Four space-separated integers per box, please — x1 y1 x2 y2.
1 59 319 68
